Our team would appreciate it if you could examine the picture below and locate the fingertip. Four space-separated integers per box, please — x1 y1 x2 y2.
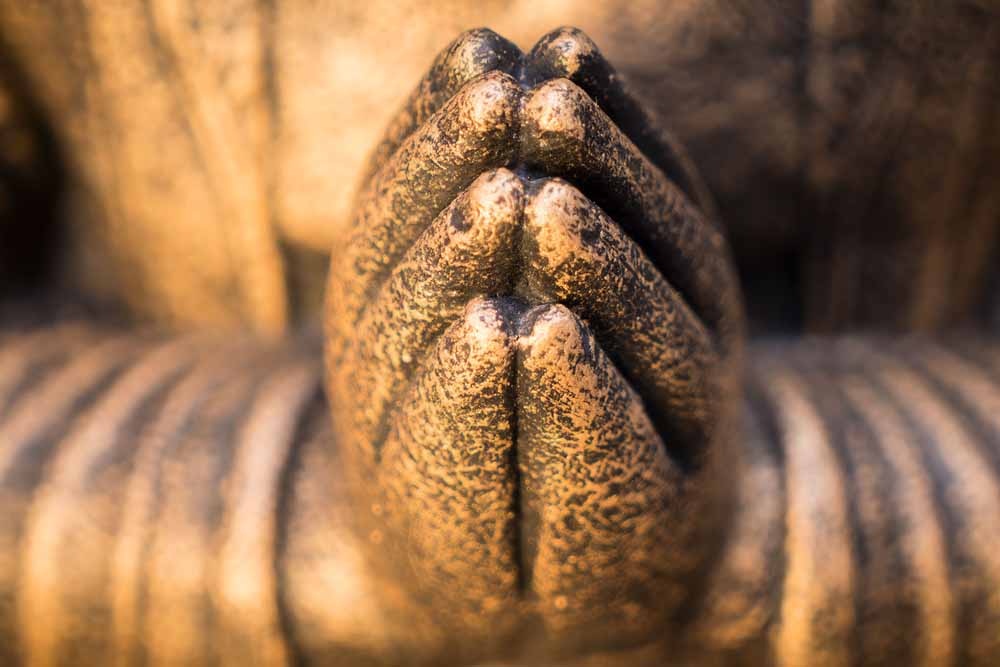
459 71 522 137
523 78 588 143
516 303 590 368
443 28 522 78
523 178 593 259
457 297 518 366
528 26 601 79
468 167 524 206
462 168 525 240
525 177 585 220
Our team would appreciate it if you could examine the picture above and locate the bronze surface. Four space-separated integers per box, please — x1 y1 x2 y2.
0 6 999 666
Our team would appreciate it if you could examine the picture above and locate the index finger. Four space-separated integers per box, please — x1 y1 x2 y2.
524 26 717 221
359 28 522 187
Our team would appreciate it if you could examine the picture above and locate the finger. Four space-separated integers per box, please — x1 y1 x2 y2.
359 28 522 185
330 169 523 466
524 26 717 221
519 78 742 349
326 71 522 364
521 178 718 463
374 297 521 646
515 305 696 649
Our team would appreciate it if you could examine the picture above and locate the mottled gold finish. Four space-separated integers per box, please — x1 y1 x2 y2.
324 27 744 663
1 6 1000 667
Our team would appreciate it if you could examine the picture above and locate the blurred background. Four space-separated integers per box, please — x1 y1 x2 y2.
0 1 997 336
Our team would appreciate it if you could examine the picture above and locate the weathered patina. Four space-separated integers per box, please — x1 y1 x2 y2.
0 5 999 666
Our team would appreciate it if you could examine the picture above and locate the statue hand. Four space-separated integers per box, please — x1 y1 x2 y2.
324 27 745 665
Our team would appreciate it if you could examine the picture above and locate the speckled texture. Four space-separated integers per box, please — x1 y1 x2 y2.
324 26 744 663
2 14 1000 667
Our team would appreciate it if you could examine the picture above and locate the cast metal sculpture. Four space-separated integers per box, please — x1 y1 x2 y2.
1 10 1000 667
323 29 745 662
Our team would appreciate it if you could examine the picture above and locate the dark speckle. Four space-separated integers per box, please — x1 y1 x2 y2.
450 206 470 232
579 223 601 246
